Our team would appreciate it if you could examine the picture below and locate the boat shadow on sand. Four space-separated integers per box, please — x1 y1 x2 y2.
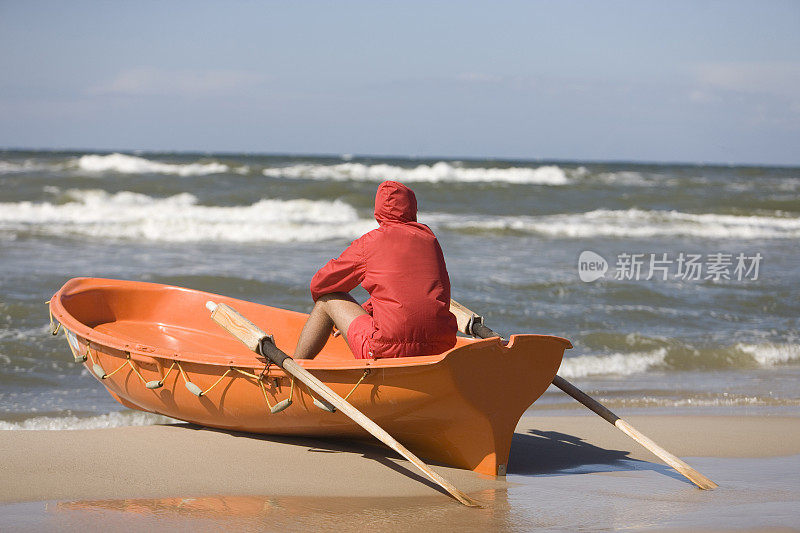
509 429 687 484
175 423 450 493
171 423 687 491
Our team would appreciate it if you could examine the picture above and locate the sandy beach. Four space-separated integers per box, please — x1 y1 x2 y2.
2 414 799 531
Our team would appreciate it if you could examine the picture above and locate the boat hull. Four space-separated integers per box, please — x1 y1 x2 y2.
50 278 571 476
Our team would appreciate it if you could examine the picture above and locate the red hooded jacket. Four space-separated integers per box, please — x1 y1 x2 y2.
309 181 457 358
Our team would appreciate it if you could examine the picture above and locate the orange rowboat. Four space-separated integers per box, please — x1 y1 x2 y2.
49 277 571 477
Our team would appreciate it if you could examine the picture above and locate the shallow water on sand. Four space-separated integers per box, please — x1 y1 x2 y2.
1 455 798 532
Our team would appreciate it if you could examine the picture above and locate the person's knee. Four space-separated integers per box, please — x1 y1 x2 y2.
316 292 351 305
318 292 350 301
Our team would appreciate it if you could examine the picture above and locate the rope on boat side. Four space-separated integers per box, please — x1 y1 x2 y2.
342 369 371 402
50 308 300 409
176 361 203 396
100 355 131 380
58 326 351 416
259 379 274 411
47 303 61 335
99 354 148 383
238 365 294 415
232 366 278 414
84 343 108 379
146 361 176 389
197 368 232 397
63 331 88 363
231 366 261 380
230 365 297 414
127 356 149 385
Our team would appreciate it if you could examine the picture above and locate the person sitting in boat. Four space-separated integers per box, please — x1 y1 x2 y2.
293 180 457 360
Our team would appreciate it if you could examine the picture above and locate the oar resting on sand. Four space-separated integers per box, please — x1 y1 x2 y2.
205 300 480 507
449 299 718 491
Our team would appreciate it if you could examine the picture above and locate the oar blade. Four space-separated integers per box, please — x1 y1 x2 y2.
614 419 718 490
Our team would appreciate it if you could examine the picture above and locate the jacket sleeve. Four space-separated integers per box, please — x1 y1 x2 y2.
309 237 367 301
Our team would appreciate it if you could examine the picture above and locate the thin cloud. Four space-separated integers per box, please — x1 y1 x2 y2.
88 67 267 97
694 61 800 98
456 72 504 84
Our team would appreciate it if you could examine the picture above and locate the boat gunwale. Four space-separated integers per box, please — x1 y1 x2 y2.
49 277 573 371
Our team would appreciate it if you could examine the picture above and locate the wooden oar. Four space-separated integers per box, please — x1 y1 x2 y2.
449 299 718 490
205 301 480 507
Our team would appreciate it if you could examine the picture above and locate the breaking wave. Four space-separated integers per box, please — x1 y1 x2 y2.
263 161 571 185
0 189 376 243
0 160 58 174
3 191 797 243
559 349 667 379
430 208 800 240
558 343 800 378
0 411 176 430
590 395 800 408
737 343 800 366
77 153 230 176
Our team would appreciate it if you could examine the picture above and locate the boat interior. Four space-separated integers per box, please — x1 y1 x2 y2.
53 278 480 370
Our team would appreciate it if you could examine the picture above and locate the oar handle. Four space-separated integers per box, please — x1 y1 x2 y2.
471 322 499 340
449 299 485 337
449 298 718 491
207 301 263 352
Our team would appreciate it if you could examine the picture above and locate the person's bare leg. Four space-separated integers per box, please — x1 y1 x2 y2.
293 293 367 359
293 299 335 359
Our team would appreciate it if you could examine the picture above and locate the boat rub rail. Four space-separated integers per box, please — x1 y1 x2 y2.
48 279 571 373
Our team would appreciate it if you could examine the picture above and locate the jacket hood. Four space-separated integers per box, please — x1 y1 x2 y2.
374 180 417 224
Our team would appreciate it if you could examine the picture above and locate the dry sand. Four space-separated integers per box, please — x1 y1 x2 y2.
2 414 799 504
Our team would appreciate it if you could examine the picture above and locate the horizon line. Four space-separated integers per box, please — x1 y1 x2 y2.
2 145 799 170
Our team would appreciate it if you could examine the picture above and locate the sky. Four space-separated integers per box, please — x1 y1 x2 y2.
1 1 799 166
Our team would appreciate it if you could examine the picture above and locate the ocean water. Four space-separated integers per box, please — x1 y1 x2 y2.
0 150 798 429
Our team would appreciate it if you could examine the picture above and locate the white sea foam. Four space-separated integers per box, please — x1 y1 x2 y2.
737 343 800 366
77 153 230 176
558 349 667 379
593 170 655 187
4 192 796 242
776 179 800 192
556 343 799 379
0 324 51 342
605 395 800 408
0 160 58 174
263 161 571 185
428 208 800 240
0 411 177 430
0 189 376 243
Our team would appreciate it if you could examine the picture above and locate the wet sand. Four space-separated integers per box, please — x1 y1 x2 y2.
2 414 799 531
